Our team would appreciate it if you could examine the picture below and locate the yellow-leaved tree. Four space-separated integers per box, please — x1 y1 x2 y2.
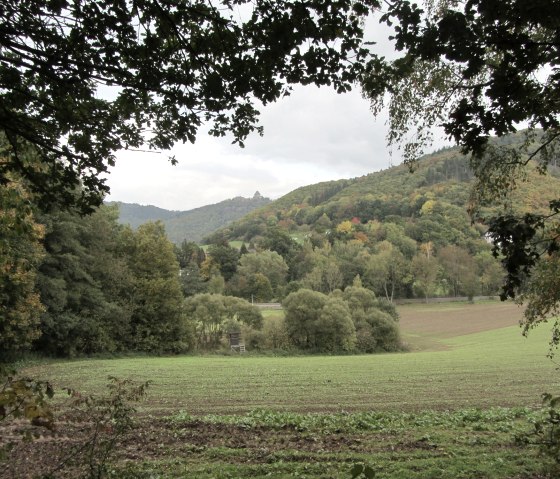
0 166 44 360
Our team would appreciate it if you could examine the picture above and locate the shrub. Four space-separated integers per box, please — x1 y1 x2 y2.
261 317 291 351
315 298 356 352
517 393 560 473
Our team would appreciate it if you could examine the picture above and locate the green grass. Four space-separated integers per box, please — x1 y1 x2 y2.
11 302 560 478
260 308 284 319
200 240 245 251
25 320 557 415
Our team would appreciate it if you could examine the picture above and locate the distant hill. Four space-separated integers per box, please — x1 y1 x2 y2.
108 203 180 229
206 132 560 248
109 192 271 244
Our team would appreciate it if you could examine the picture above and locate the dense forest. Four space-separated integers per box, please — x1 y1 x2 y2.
1 186 401 357
210 137 558 248
2 134 559 359
200 134 559 304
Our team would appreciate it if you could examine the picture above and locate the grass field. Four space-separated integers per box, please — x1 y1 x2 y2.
4 301 559 478
23 301 556 414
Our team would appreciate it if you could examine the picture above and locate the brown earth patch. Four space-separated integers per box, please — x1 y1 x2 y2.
118 419 374 457
0 417 387 478
398 301 525 339
1 414 548 479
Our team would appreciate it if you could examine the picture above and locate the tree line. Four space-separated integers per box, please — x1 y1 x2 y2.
2 0 559 357
0 175 403 358
1 180 189 358
193 216 504 305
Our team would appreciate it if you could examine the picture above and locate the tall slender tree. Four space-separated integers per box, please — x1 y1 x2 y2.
0 174 44 359
123 222 190 353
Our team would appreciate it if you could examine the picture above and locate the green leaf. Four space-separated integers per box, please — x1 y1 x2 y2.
364 465 376 478
350 463 364 478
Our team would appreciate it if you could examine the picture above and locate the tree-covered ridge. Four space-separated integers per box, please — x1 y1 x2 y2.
110 192 270 244
191 134 557 312
209 134 559 249
108 203 180 229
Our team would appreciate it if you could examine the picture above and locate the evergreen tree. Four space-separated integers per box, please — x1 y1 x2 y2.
175 240 205 269
180 263 207 298
207 243 239 281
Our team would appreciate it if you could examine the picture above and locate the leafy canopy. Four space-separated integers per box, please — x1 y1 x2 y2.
362 0 560 344
1 0 377 211
365 0 560 164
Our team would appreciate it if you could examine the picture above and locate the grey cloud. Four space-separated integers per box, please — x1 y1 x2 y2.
237 86 396 175
108 86 406 210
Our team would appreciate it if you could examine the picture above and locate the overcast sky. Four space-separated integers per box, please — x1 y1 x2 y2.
105 14 449 212
106 87 402 211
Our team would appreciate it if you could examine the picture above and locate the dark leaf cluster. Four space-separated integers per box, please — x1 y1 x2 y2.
380 0 560 156
488 200 560 300
1 0 378 211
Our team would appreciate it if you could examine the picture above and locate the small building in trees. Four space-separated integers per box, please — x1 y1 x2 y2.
229 332 246 353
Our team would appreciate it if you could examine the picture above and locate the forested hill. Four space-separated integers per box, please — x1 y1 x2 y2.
107 202 179 229
109 192 271 244
206 137 560 247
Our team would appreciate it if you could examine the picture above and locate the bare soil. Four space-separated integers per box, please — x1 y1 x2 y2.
0 418 422 478
399 301 524 339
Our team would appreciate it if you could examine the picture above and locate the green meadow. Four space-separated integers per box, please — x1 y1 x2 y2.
25 302 557 414
9 301 560 478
